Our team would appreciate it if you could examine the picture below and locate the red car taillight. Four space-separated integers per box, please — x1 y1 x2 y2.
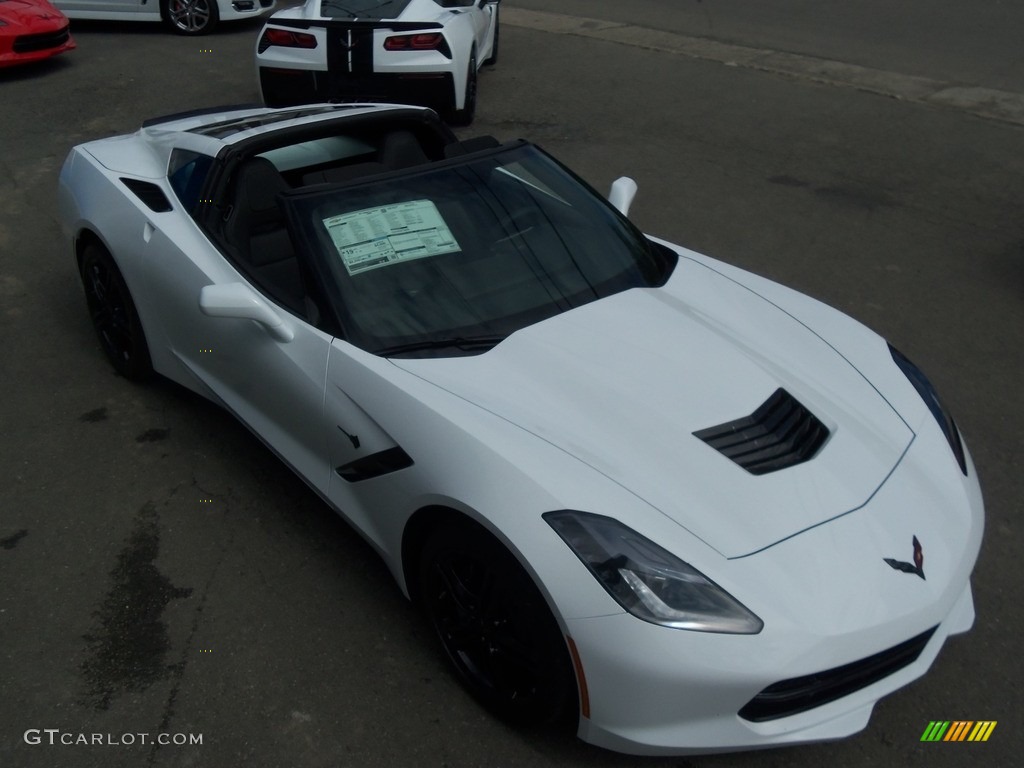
383 33 445 51
261 28 317 49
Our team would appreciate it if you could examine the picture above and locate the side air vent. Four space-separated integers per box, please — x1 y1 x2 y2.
336 447 413 483
693 389 829 475
119 178 173 213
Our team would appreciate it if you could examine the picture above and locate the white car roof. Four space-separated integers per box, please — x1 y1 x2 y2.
77 103 428 177
143 103 413 144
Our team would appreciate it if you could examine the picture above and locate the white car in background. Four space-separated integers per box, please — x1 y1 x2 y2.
57 103 983 755
54 0 275 35
256 0 499 124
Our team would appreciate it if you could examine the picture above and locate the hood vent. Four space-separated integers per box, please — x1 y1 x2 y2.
693 389 829 475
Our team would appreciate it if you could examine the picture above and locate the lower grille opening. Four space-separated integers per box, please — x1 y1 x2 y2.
738 627 937 722
13 26 70 54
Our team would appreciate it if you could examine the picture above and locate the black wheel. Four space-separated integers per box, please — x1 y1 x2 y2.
419 521 575 725
163 0 219 35
448 50 477 126
483 8 499 66
79 243 153 381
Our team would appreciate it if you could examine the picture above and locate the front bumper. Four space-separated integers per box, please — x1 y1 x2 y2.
569 583 973 754
557 429 984 754
0 24 75 68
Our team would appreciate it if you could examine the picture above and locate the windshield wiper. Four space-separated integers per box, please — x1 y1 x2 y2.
374 335 506 357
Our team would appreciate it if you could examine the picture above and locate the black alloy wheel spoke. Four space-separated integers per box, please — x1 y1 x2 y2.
434 560 477 619
487 630 541 676
89 304 112 329
88 265 110 303
80 245 153 380
473 568 500 622
87 266 132 358
420 524 574 724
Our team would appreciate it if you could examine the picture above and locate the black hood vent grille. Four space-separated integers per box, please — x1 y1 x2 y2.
693 389 829 475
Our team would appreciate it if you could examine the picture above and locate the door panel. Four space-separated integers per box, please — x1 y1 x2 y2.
471 5 490 52
142 225 333 493
323 339 416 550
55 0 145 15
474 3 500 64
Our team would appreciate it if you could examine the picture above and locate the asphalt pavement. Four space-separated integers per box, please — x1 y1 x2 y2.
1 3 1021 767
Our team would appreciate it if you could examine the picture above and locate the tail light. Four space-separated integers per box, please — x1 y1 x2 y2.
384 33 446 51
259 27 318 51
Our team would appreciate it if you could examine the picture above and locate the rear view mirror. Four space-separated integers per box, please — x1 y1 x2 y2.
608 177 638 216
199 283 294 343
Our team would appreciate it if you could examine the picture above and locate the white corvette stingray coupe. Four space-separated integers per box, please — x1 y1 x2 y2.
256 0 499 123
57 103 983 755
54 0 275 36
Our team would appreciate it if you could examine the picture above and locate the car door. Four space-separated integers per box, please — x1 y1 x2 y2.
322 338 418 552
53 0 146 14
472 1 498 54
138 153 335 493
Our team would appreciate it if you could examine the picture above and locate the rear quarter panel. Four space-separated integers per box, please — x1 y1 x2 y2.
58 145 201 392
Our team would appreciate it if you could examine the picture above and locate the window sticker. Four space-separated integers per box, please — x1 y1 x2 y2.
322 199 461 276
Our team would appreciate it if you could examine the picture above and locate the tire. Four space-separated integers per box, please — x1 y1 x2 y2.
482 8 499 67
418 521 576 725
163 0 219 36
448 50 477 126
79 243 153 381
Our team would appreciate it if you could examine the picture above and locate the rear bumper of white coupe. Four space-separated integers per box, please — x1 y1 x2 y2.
256 22 461 111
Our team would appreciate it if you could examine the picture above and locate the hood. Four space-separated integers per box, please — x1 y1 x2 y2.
393 265 913 558
0 0 67 26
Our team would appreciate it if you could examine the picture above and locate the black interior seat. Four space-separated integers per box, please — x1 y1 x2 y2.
380 130 430 170
299 129 429 185
224 157 305 315
302 161 388 185
443 135 500 158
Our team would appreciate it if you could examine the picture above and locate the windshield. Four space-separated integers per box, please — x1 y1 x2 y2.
319 0 413 19
282 143 676 356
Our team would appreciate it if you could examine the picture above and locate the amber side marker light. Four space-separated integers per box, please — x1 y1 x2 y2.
566 636 590 719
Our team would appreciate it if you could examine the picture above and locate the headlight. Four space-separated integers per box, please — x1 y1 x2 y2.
544 511 763 634
889 345 967 475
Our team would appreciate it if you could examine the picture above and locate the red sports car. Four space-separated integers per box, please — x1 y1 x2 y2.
0 0 75 67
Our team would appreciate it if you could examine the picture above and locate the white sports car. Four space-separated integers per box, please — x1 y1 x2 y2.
57 103 983 755
54 0 275 35
256 0 499 123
